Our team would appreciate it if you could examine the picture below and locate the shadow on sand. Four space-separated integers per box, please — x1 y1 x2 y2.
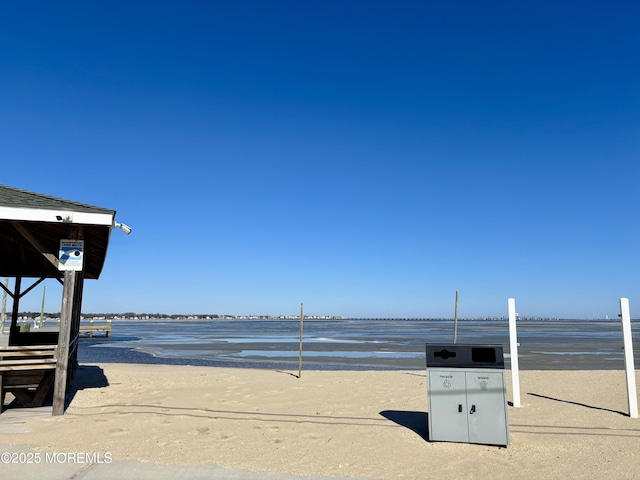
2 364 109 412
380 410 429 441
527 392 627 416
67 364 110 402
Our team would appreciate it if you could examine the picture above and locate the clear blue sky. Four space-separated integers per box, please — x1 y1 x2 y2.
1 1 638 318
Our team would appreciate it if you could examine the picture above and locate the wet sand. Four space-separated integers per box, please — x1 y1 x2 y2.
66 318 640 371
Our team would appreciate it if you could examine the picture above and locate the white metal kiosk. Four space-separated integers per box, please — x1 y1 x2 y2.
426 344 510 447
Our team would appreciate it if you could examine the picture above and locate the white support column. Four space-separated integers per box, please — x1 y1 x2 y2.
508 298 521 408
619 298 638 418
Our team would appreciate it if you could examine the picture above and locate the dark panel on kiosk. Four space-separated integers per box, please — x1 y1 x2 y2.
426 344 505 369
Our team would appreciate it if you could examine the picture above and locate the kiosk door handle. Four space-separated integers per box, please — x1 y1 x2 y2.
458 404 462 413
470 405 476 414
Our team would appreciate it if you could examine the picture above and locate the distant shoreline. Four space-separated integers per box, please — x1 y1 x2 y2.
4 314 628 322
88 316 627 322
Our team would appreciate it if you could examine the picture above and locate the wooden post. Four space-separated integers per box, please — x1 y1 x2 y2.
69 270 84 380
8 275 21 344
298 303 304 379
453 291 459 344
508 298 521 408
619 298 638 418
1 277 7 334
53 270 75 416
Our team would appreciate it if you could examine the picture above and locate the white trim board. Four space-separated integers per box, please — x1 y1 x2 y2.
0 206 114 226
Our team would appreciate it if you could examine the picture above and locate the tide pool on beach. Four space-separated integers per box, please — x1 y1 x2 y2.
75 318 640 370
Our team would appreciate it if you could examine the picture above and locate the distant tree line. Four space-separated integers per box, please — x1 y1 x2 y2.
8 312 270 320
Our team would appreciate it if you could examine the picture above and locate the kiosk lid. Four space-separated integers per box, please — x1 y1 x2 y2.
426 344 505 369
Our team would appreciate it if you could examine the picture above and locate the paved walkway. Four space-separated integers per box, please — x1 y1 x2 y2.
1 408 368 480
1 445 367 480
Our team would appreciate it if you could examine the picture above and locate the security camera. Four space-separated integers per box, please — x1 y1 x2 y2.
114 222 132 235
56 213 73 222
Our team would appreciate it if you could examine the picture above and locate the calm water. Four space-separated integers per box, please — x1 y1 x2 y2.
77 318 640 370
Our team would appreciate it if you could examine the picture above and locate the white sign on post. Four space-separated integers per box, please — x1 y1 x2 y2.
58 240 84 271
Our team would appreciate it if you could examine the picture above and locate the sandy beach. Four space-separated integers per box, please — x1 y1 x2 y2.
1 364 640 479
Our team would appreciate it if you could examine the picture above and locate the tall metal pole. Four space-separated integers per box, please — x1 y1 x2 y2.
453 290 459 344
298 302 304 379
619 298 638 418
39 285 47 328
508 298 521 408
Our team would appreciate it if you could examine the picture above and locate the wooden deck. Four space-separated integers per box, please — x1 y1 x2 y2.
79 321 112 337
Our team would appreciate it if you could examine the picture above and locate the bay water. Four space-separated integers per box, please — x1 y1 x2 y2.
77 318 640 370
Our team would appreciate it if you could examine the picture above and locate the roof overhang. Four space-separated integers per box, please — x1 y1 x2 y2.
0 206 114 226
0 185 118 280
